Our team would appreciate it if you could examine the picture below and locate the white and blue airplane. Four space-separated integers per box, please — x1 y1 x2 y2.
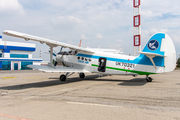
3 30 176 82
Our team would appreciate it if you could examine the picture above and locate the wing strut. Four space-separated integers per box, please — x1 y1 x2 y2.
50 46 53 66
46 44 55 67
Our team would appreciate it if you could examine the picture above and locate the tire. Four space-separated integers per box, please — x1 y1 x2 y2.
79 73 85 78
60 74 66 81
146 77 152 82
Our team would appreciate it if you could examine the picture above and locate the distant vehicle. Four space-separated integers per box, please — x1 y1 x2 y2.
3 30 176 82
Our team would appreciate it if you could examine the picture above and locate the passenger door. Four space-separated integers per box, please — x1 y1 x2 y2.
98 58 107 72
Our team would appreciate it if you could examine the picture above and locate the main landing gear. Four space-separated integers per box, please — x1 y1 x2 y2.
146 75 153 82
60 74 66 81
79 73 85 78
59 72 85 81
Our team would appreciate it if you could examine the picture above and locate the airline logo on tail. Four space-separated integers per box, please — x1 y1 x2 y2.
147 40 159 51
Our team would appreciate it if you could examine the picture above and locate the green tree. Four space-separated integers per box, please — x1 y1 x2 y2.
177 58 180 68
53 59 55 64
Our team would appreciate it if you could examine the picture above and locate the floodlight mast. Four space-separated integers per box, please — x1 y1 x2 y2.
133 0 141 56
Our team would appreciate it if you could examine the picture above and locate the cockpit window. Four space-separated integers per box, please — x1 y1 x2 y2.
69 50 78 55
57 50 78 55
57 52 64 55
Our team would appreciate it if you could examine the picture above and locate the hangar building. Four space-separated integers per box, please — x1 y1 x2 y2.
0 36 42 70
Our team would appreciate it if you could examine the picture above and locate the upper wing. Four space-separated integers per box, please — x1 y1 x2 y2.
3 30 93 54
28 65 91 73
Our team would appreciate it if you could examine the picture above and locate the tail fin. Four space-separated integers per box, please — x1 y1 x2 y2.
141 33 176 72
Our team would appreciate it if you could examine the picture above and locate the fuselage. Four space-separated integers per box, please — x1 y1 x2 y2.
56 50 165 76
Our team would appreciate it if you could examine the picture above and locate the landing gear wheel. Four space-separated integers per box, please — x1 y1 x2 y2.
146 77 152 82
79 73 85 78
60 74 66 81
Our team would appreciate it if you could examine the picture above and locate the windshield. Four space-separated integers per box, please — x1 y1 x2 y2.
57 50 77 55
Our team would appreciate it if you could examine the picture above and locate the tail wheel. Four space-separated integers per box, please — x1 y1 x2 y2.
60 74 66 81
146 77 152 82
79 73 85 78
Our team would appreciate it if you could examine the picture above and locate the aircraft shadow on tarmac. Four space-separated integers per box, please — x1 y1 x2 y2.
0 75 147 90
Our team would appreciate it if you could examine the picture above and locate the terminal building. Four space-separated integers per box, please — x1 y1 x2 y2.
0 36 42 70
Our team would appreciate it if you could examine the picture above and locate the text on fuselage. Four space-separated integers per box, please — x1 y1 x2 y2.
116 62 135 68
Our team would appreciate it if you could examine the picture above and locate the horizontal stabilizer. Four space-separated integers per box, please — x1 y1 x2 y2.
28 65 90 73
139 52 165 57
139 52 165 69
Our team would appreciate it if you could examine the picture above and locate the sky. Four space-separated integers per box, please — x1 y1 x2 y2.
0 0 180 61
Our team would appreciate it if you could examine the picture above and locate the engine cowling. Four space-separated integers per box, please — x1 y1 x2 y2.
56 54 64 63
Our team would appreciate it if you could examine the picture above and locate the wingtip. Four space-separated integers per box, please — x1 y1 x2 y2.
3 30 8 34
3 30 12 35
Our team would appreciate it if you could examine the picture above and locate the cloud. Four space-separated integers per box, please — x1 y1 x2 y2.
81 34 87 39
141 0 180 18
0 0 25 15
1 0 180 60
51 15 85 31
115 39 123 42
95 33 103 39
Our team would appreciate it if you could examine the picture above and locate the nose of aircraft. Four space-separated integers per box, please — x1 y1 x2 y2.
56 54 64 63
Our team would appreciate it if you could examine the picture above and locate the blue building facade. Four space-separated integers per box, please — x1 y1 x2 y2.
0 36 42 70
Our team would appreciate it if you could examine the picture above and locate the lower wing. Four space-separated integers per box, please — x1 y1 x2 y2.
28 65 90 73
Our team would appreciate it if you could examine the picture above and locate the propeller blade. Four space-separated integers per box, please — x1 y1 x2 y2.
60 46 63 52
48 50 56 57
54 61 58 66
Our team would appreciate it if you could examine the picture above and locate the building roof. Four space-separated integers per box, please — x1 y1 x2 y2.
0 39 36 52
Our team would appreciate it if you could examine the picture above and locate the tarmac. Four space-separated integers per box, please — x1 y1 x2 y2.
0 70 180 120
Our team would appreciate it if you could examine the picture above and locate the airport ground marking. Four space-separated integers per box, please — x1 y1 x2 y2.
0 113 32 120
1 77 17 79
23 76 46 80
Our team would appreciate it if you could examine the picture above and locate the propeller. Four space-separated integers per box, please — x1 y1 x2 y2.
45 49 57 57
49 49 57 57
54 61 58 66
54 46 63 66
45 47 64 66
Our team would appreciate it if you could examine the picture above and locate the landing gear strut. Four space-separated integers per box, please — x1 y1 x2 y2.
79 73 85 78
60 74 66 81
59 72 85 81
146 75 152 82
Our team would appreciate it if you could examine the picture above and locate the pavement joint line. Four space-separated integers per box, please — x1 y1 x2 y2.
23 96 36 100
0 113 32 120
23 82 103 100
67 101 124 108
40 81 104 95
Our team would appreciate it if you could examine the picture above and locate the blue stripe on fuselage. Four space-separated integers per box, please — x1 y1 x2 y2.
76 53 164 67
